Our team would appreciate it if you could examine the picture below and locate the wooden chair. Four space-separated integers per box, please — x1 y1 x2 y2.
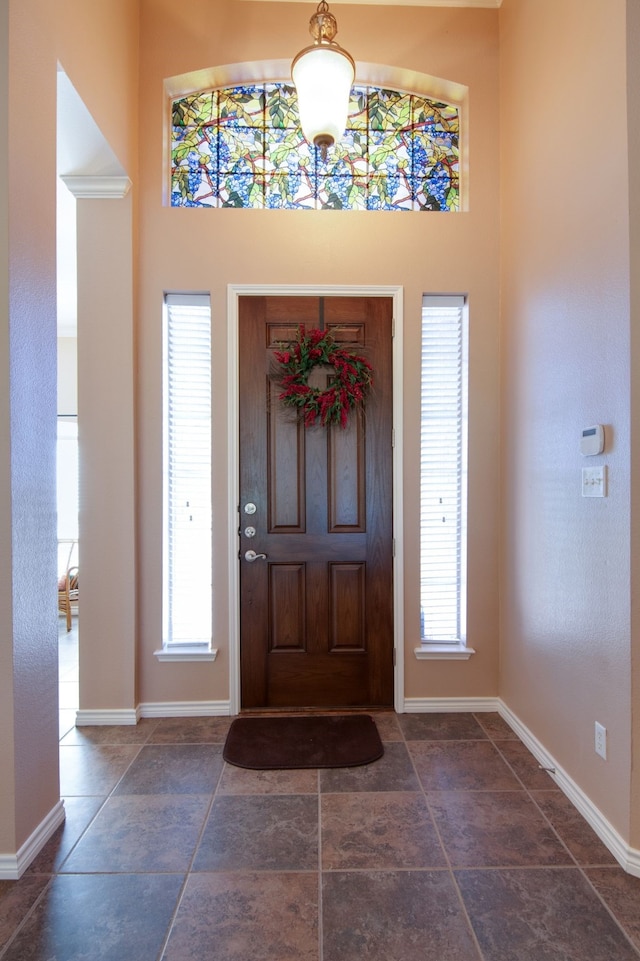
58 541 78 631
58 565 79 632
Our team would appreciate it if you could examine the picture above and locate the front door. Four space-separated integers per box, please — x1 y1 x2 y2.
239 295 394 709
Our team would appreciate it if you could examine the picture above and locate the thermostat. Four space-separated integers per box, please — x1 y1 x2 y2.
581 425 605 456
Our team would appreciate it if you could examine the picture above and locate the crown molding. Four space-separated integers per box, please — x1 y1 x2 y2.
60 175 131 199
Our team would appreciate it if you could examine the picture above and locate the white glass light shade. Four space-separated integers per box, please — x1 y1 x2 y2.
292 44 355 149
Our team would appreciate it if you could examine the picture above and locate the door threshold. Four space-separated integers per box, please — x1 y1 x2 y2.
240 706 396 716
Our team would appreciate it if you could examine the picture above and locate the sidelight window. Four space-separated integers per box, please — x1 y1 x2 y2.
419 295 468 647
162 294 213 654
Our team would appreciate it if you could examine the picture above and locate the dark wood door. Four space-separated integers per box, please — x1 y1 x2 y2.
239 295 394 709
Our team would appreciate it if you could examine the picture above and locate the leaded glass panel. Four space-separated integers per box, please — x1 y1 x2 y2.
368 88 411 130
170 83 460 211
265 83 300 128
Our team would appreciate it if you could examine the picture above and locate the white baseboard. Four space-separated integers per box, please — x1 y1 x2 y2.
75 702 232 724
401 695 640 878
0 800 65 880
403 696 500 713
76 708 140 726
499 700 640 879
138 700 232 717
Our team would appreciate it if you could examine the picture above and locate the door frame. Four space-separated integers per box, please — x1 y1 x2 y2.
227 284 405 715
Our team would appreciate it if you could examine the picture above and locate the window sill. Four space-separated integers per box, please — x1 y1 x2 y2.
414 644 476 661
154 647 218 663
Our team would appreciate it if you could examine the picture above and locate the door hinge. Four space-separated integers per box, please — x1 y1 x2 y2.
392 538 396 557
393 648 396 666
391 428 395 448
392 317 396 338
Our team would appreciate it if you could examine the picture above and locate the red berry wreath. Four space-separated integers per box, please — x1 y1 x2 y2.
274 326 373 428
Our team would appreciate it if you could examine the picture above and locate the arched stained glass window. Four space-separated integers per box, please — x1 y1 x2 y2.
171 83 459 211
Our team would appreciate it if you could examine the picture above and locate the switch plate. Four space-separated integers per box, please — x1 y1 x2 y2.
582 466 607 497
595 721 607 760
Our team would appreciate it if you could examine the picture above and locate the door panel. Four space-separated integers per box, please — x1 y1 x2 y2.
239 295 393 709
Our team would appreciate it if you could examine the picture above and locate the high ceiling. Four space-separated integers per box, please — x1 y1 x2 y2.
56 0 501 335
242 0 501 6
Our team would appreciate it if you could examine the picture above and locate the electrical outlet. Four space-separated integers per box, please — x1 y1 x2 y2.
595 721 607 760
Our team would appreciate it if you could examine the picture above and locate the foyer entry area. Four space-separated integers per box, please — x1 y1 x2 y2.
1 712 639 959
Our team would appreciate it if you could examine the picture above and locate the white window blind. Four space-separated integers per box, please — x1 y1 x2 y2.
420 296 468 644
163 294 212 648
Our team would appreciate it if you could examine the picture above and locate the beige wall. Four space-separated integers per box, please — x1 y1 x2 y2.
57 0 139 176
0 0 16 855
500 0 632 837
57 1 140 719
627 0 640 848
0 0 138 864
4 0 638 871
0 0 58 857
76 195 137 713
136 0 501 707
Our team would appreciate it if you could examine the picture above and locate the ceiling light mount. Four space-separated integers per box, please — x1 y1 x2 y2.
291 0 355 159
308 0 339 43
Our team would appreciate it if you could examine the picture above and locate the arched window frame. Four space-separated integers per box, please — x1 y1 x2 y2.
166 61 468 211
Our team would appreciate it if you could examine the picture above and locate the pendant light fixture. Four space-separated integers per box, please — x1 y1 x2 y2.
291 0 355 159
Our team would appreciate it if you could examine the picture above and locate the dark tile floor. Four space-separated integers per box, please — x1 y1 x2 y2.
1 631 640 959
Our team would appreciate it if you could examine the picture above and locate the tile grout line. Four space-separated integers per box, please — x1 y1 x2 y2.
472 716 589 874
34 706 640 959
400 712 640 959
317 768 324 961
54 721 162 875
579 870 640 959
154 749 227 961
400 719 488 961
3 635 102 957
512 759 640 961
486 731 590 873
477 714 640 958
0 878 56 961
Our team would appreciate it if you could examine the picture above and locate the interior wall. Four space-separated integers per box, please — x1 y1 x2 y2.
56 0 140 721
499 0 632 838
76 195 137 715
627 0 640 849
136 0 501 707
56 0 139 176
0 0 16 855
2 0 636 870
0 0 58 856
0 0 139 867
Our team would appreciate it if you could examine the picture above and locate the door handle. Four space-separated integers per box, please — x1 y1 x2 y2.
244 550 267 562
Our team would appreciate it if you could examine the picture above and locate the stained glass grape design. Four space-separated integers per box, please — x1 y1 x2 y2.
171 83 459 211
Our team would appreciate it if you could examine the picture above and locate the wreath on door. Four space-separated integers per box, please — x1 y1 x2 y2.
274 326 374 428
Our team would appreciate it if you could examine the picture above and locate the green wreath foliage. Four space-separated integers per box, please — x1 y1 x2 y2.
274 326 373 428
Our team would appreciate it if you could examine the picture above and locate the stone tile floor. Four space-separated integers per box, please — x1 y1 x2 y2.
0 628 639 959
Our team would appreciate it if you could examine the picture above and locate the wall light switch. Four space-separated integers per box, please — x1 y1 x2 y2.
582 465 607 497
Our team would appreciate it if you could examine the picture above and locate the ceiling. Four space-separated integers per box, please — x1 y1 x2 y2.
241 0 501 5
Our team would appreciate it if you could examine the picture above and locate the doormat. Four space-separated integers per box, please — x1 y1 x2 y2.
223 714 384 770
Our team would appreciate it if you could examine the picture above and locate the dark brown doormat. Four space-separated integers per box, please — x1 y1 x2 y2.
223 714 384 770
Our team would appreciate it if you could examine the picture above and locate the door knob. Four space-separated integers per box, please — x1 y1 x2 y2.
244 550 267 562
